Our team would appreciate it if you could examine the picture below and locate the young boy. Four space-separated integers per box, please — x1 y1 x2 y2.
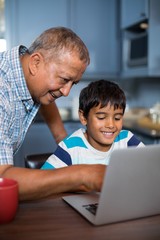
41 79 144 169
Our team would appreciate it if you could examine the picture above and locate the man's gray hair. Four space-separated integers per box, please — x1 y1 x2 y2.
28 27 90 65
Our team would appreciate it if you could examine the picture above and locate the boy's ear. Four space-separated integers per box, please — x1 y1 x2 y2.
78 110 87 126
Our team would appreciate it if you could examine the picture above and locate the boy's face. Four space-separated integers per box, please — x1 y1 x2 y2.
79 103 124 152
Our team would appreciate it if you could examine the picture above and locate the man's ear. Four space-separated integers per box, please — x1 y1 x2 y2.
28 53 42 76
79 110 87 126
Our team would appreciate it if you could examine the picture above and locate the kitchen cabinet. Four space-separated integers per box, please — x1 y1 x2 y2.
120 0 160 78
5 0 120 79
70 0 120 79
121 0 148 29
5 0 70 49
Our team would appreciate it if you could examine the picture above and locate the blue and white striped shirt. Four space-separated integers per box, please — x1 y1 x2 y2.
0 46 40 165
41 128 145 169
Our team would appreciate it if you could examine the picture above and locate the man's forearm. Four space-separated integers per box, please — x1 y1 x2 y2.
0 164 106 201
1 166 82 201
39 103 67 143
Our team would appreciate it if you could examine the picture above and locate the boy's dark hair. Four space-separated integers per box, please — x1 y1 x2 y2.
79 79 126 118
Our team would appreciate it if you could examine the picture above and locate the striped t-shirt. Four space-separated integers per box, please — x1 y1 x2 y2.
41 128 144 169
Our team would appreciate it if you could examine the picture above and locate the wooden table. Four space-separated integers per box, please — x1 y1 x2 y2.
0 194 160 240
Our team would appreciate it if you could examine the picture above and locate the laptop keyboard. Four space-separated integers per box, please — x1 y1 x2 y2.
83 203 98 215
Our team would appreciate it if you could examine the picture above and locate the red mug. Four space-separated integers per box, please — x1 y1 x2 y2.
0 178 18 224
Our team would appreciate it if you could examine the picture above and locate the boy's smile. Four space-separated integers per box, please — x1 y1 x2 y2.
81 103 124 152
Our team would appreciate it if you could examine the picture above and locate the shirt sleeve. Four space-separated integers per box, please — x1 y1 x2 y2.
41 143 72 169
0 94 14 165
127 131 145 147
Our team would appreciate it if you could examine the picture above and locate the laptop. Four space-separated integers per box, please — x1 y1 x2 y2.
62 144 160 226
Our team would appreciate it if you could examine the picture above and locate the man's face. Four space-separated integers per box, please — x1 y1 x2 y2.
27 52 87 105
80 103 124 152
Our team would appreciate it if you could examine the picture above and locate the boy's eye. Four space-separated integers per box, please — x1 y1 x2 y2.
98 117 105 120
115 115 122 121
97 115 106 120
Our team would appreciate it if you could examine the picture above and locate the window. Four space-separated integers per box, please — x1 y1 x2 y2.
0 0 6 52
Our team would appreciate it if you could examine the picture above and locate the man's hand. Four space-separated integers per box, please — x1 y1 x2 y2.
78 164 106 192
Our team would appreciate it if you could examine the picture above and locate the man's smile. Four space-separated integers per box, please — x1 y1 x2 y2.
49 91 59 100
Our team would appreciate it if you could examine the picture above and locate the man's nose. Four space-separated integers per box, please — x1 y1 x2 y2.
60 82 72 97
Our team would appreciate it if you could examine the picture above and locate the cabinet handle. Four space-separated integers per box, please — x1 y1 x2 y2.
140 12 146 18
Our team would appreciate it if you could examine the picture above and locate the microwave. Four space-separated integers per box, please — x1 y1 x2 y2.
127 32 148 67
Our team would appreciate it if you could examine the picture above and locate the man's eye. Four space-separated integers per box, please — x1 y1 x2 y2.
60 78 69 84
63 78 69 83
73 82 78 85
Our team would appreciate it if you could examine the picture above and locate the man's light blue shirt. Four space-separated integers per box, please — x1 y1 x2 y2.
0 46 40 165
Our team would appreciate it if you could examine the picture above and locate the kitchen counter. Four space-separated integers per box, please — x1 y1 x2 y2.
123 119 160 138
123 109 160 143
